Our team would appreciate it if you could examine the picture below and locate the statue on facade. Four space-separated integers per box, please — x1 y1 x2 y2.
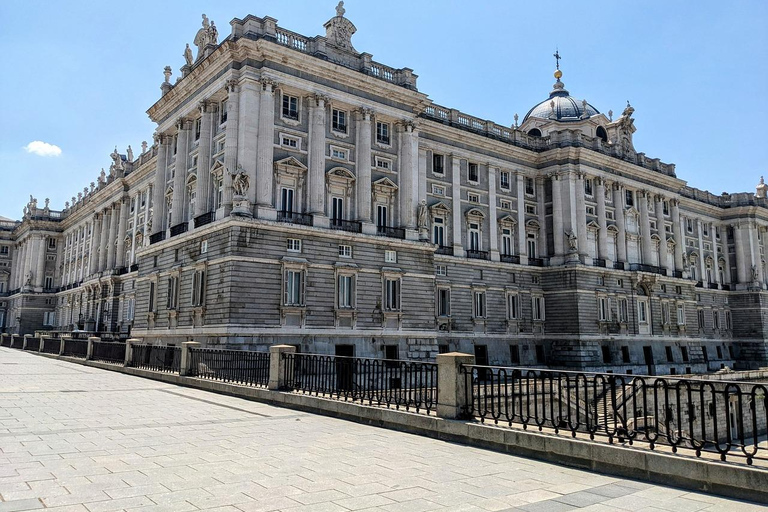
99 168 106 184
44 198 49 209
24 271 33 287
193 14 218 60
184 44 194 66
64 201 70 210
232 165 249 197
417 200 428 240
147 209 153 232
110 147 123 172
209 21 218 44
141 141 148 154
565 230 578 252
90 182 95 193
127 145 134 162
752 265 759 282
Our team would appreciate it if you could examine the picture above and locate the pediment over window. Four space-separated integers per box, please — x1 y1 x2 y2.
186 173 197 186
429 201 451 214
666 237 676 246
586 220 600 231
465 207 485 219
526 219 540 230
210 160 225 175
625 206 639 217
373 177 398 190
274 156 308 173
326 167 356 181
650 233 661 242
606 224 619 233
497 214 516 226
165 185 174 196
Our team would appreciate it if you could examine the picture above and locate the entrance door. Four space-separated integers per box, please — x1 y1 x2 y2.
643 346 655 376
474 344 489 381
335 344 355 392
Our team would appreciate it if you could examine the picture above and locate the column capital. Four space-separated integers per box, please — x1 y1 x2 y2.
259 77 278 92
176 117 193 131
355 107 374 120
225 78 239 93
308 94 329 107
199 100 218 114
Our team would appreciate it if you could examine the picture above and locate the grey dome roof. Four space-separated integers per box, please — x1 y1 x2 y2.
523 78 600 123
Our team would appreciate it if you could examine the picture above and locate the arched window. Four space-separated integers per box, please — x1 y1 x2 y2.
596 126 608 142
528 128 542 137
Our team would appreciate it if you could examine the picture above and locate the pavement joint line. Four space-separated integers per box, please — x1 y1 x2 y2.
156 389 272 417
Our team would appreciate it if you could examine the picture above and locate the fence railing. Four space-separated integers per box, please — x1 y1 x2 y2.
62 339 88 358
0 336 11 347
129 344 181 373
188 348 270 387
91 341 126 364
282 353 438 415
41 339 61 354
461 365 768 465
24 338 40 351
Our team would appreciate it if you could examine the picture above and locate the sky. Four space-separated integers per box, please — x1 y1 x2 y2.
0 0 766 220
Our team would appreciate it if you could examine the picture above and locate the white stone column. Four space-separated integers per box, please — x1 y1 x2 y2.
575 173 588 259
129 195 140 265
750 222 764 285
639 191 653 265
655 195 669 271
308 95 327 218
98 209 110 271
171 119 191 227
85 220 96 277
596 178 608 261
451 155 463 257
671 199 684 273
536 176 547 259
551 173 564 257
151 136 169 235
195 101 215 218
35 236 46 289
734 224 748 284
488 166 499 261
223 79 240 216
721 224 731 284
355 109 372 224
613 184 627 264
236 81 259 209
697 220 706 282
116 199 129 268
516 172 527 261
256 79 276 214
106 203 119 269
399 122 418 232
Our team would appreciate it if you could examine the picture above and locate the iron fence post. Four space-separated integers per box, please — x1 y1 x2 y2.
180 341 201 376
436 352 475 419
269 345 296 390
86 337 100 361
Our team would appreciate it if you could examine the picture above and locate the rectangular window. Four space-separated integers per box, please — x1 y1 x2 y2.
432 153 444 175
602 345 611 364
385 250 397 263
0 246 8 255
535 345 545 364
606 210 615 220
618 298 628 322
663 200 670 215
220 100 227 124
473 291 486 318
625 190 634 207
500 200 511 210
507 294 520 319
338 274 354 309
698 309 705 328
713 310 720 330
681 346 689 362
666 346 674 362
148 281 156 312
468 163 479 182
192 269 206 307
432 184 445 196
433 217 445 246
126 298 135 321
584 179 593 196
598 297 610 321
525 177 535 196
384 278 401 311
331 147 348 160
501 228 513 256
687 218 693 233
586 205 596 216
282 94 299 120
376 121 390 145
437 288 450 317
532 296 545 321
281 135 299 148
725 310 731 330
332 108 347 133
200 240 208 254
166 276 179 309
525 204 537 215
469 222 480 251
194 118 202 140
338 244 352 258
375 157 391 170
44 276 53 290
284 269 305 306
281 187 294 212
622 346 630 363
377 205 388 228
287 238 301 253
331 196 344 222
510 345 520 365
500 171 510 189
661 302 670 325
435 264 447 276
468 193 479 204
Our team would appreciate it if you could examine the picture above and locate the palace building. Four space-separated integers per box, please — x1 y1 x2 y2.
2 5 768 375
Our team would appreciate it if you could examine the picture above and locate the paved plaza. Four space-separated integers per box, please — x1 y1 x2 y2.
0 348 764 512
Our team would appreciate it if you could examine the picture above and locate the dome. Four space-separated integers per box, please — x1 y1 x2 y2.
523 73 600 123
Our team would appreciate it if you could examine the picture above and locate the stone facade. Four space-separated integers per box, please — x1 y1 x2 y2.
3 6 768 374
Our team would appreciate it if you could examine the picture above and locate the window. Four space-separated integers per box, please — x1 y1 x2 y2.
468 163 479 182
501 228 513 256
510 345 520 365
126 298 135 321
433 217 445 246
194 118 202 140
384 277 401 311
525 204 536 215
376 121 390 145
435 265 447 276
473 291 486 318
339 245 352 258
681 346 689 362
598 297 610 321
703 224 709 237
337 274 354 309
606 210 615 220
686 218 693 233
500 171 510 190
661 302 670 324
385 250 397 263
602 346 611 364
525 177 535 196
625 190 634 207
532 296 545 321
663 200 670 215
166 276 179 309
281 135 299 148
527 233 536 257
281 187 294 212
584 179 593 196
220 99 227 124
713 310 720 330
332 108 347 133
192 269 206 307
725 310 732 330
48 238 56 249
676 304 686 325
666 346 674 363
331 147 348 160
622 346 630 363
507 294 520 319
43 311 56 326
432 153 444 175
282 94 299 120
697 309 705 329
469 222 480 251
0 246 8 255
531 275 540 285
375 157 391 170
500 200 511 210
148 281 156 312
618 298 629 322
468 193 479 204
331 197 344 222
617 279 624 287
44 276 53 290
214 174 224 209
535 345 546 364
586 206 596 216
377 205 388 228
200 240 208 254
432 184 445 196
284 269 305 306
287 238 301 253
437 288 450 317
638 300 648 323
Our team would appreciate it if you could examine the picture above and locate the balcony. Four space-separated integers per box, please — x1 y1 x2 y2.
115 267 128 276
613 261 625 270
129 263 139 273
194 211 215 228
330 219 362 233
721 284 731 291
169 222 188 237
149 232 165 245
628 263 668 276
500 254 520 264
671 270 683 278
277 210 313 226
435 246 454 256
376 225 406 240
528 257 544 267
592 258 607 268
466 249 490 261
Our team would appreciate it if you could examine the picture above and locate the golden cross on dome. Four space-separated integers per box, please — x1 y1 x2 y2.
553 49 561 70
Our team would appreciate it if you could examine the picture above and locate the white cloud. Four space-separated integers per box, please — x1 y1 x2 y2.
23 140 62 157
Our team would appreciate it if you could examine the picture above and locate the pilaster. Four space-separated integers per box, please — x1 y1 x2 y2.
355 109 372 223
256 78 276 214
308 95 327 217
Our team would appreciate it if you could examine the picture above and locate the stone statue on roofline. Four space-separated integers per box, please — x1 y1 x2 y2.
127 145 134 162
193 14 219 61
184 43 194 66
325 1 356 52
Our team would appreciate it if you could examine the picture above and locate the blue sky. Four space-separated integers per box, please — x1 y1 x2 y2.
0 1 766 220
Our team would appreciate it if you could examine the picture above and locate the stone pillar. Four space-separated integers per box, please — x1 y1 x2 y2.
516 172 527 261
613 184 627 264
552 174 564 257
721 225 732 284
88 216 100 276
734 224 748 284
712 222 721 286
223 80 240 216
488 166 499 261
268 344 296 390
237 81 259 209
655 195 669 271
639 191 653 264
86 336 99 360
151 135 169 235
180 341 201 376
40 335 49 353
750 222 764 285
107 204 120 269
21 240 32 289
98 210 109 271
451 155 464 257
596 178 608 261
171 119 191 227
355 109 373 224
116 199 129 267
35 236 46 289
671 199 684 273
575 173 588 259
125 338 138 366
308 95 327 218
436 352 475 419
23 334 30 350
536 177 547 259
196 101 216 217
256 79 276 213
399 122 418 232
59 337 65 355
697 220 706 282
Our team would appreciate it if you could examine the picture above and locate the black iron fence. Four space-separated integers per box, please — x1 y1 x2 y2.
41 339 61 354
129 344 181 373
188 348 270 387
0 337 11 347
282 353 438 415
23 338 40 351
461 365 768 465
62 339 88 358
91 341 126 364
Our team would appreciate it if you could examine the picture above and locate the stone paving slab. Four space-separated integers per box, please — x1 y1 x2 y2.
0 348 765 511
